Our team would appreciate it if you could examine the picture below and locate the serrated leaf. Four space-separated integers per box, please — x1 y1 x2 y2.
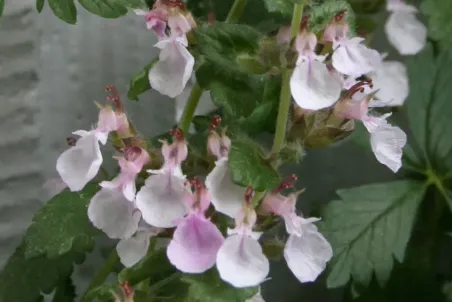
24 184 100 258
309 0 356 34
78 0 128 18
52 277 76 302
48 0 77 24
405 45 452 177
228 139 279 191
182 269 257 302
263 0 293 15
36 0 45 12
127 59 157 100
85 284 118 302
421 0 452 48
0 244 79 302
320 180 426 288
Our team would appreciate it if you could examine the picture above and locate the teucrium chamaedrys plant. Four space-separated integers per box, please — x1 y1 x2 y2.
4 0 452 301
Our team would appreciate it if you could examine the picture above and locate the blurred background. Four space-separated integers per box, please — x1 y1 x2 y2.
0 1 406 301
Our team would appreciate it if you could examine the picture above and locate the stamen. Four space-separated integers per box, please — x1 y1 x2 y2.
274 174 297 193
167 0 185 9
169 128 184 140
300 15 310 30
334 10 346 22
120 281 133 297
244 186 254 205
209 115 222 131
66 137 76 146
208 11 216 24
105 85 123 111
348 79 373 97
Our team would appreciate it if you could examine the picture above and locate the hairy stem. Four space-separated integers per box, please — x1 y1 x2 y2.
177 0 248 133
272 3 304 154
80 250 119 302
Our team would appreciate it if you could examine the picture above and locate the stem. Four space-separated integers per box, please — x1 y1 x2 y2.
177 0 248 133
178 82 203 134
272 3 304 154
148 272 182 293
80 250 119 302
225 0 247 23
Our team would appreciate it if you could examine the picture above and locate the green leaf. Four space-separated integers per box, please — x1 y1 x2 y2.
320 180 426 288
0 0 4 18
308 0 356 34
127 59 157 100
0 244 81 302
182 269 258 302
263 0 293 16
193 23 262 88
78 0 128 18
84 284 118 302
52 277 76 302
36 0 45 12
24 184 100 258
48 0 77 24
421 0 452 48
405 45 452 176
228 139 280 191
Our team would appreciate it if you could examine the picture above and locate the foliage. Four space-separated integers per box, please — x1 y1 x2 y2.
421 0 452 48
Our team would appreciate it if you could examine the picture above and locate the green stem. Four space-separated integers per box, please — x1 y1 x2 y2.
178 82 203 134
272 3 304 154
80 250 119 302
177 0 248 133
225 0 247 23
148 272 182 293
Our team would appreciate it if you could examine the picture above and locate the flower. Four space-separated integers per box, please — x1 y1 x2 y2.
385 0 427 55
135 129 189 227
325 13 381 77
290 31 342 110
334 81 407 172
261 177 332 283
101 147 150 201
205 120 246 218
134 7 168 40
148 34 195 98
216 188 269 288
117 226 161 267
167 179 224 273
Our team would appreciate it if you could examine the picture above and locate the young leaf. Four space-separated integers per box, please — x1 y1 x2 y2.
405 45 452 177
36 0 45 12
48 0 77 24
84 284 118 302
263 0 293 16
182 269 258 302
309 0 356 34
24 184 101 259
0 244 80 302
52 277 76 302
228 139 280 191
127 59 157 101
421 0 452 48
78 0 128 18
320 180 426 288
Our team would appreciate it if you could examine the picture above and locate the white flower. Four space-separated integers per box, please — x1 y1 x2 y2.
385 0 427 55
88 187 141 239
149 35 195 98
117 227 161 267
216 208 269 288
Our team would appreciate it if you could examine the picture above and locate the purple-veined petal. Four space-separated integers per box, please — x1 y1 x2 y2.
167 214 224 273
385 12 427 56
205 158 245 218
216 234 269 288
88 187 141 239
135 172 188 227
290 60 341 110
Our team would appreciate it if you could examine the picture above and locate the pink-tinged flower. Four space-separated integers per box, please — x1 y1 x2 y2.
290 31 342 110
134 5 168 40
168 12 195 37
207 117 231 159
135 129 189 227
334 81 407 172
148 34 194 98
262 177 332 283
88 187 141 239
216 188 270 288
167 179 224 273
325 13 381 77
43 176 68 198
117 226 161 267
385 0 426 55
101 147 150 201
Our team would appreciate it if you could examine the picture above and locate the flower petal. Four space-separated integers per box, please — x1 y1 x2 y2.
56 131 103 191
216 234 269 288
88 188 141 239
135 172 188 227
333 41 381 76
385 12 426 55
117 231 151 267
284 224 332 283
167 215 224 273
290 60 341 110
369 61 408 107
205 158 246 218
370 123 407 172
149 36 194 98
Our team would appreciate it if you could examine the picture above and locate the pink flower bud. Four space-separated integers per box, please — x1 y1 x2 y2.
97 106 118 133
